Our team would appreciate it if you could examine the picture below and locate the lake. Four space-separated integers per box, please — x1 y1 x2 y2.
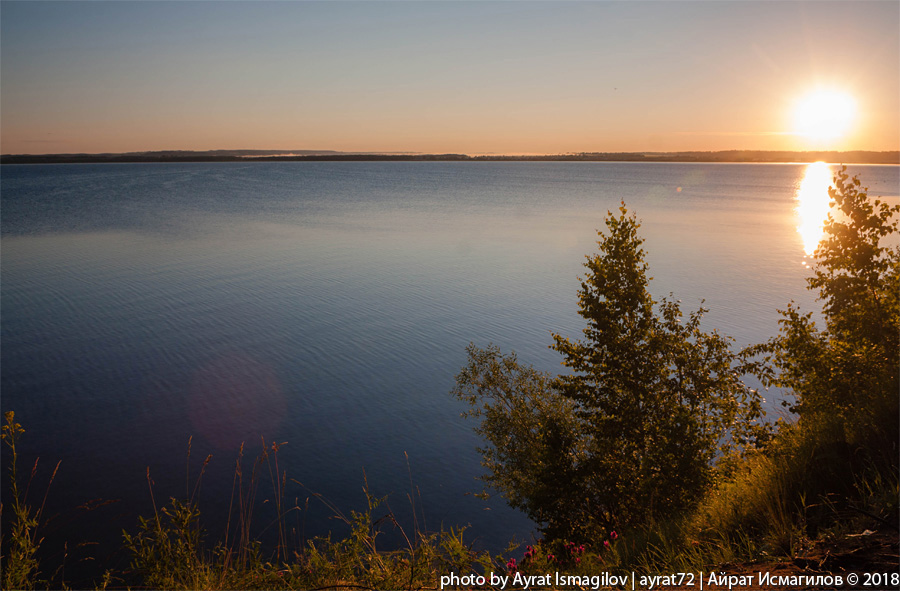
2 161 898 578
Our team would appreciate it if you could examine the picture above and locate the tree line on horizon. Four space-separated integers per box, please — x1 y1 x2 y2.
1 149 898 164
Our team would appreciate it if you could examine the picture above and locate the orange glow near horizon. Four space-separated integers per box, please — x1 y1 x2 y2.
1 2 897 155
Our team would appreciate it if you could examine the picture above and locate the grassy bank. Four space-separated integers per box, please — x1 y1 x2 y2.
2 410 508 590
2 409 897 590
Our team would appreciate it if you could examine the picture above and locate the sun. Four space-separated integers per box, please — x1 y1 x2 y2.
793 89 856 142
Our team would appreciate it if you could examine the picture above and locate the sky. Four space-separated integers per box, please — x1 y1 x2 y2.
1 0 898 155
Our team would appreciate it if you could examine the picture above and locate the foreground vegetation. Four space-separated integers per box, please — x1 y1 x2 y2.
2 168 897 589
453 167 898 575
3 416 509 590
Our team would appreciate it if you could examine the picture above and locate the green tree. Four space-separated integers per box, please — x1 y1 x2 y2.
452 345 588 541
756 168 899 463
454 205 764 540
551 205 763 530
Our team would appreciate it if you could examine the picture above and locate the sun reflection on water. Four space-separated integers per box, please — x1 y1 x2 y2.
796 161 834 256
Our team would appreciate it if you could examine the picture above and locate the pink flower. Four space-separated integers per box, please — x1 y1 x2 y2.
610 531 618 540
603 541 610 549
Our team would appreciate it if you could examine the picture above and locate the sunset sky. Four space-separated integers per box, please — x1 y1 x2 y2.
2 0 898 155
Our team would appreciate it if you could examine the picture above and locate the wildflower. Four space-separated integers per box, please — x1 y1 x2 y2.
610 531 618 540
506 558 518 573
603 541 610 549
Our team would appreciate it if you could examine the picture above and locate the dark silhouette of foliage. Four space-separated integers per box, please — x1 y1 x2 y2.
551 205 764 531
452 345 587 541
753 168 900 464
454 205 765 541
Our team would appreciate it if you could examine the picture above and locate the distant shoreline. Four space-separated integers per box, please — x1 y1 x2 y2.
1 149 898 165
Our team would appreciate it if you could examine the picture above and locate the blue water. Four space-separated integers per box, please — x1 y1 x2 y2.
2 161 898 579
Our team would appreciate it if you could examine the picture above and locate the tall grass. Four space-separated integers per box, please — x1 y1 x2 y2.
3 412 505 590
4 410 896 589
607 418 900 575
1 411 60 591
121 436 504 590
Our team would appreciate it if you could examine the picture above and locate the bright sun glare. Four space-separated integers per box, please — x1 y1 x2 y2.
796 161 833 256
793 89 856 141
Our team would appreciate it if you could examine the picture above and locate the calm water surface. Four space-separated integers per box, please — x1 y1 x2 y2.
2 162 898 576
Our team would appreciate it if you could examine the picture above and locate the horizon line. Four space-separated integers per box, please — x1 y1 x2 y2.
3 148 899 158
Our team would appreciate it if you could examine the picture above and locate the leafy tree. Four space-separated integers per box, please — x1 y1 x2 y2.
454 205 765 540
551 205 764 530
755 168 899 464
452 346 587 542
